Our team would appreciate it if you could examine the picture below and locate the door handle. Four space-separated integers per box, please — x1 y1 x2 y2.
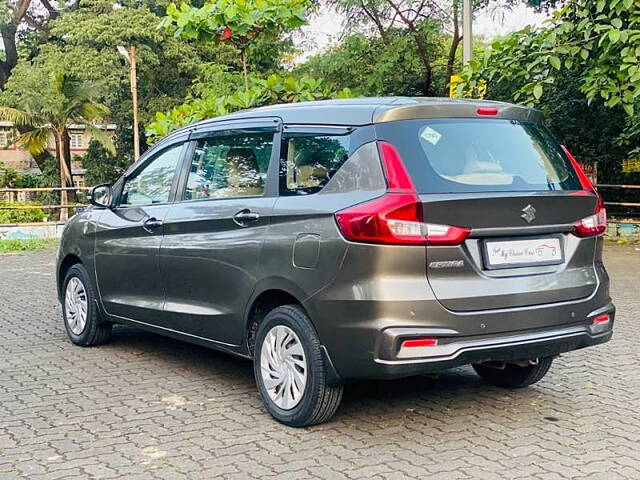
233 209 260 226
142 217 163 233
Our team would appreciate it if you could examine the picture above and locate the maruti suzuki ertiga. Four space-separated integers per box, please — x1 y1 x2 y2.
57 98 615 426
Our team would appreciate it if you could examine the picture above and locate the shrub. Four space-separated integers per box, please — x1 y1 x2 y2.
0 202 46 224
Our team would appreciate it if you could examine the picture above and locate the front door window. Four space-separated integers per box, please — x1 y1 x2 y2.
120 143 183 206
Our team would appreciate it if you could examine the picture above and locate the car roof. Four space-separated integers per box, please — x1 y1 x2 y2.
166 97 543 141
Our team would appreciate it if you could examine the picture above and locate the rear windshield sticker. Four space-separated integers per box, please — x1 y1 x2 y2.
420 126 442 146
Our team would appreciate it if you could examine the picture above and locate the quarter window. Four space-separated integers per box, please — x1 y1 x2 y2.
184 133 272 201
279 134 351 196
120 143 183 206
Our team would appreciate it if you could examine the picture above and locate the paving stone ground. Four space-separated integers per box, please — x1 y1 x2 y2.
1 244 639 480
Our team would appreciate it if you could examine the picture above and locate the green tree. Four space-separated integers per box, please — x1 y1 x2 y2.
456 0 640 159
0 162 20 187
80 140 130 186
0 73 114 220
160 0 314 89
296 26 450 97
0 0 85 89
146 73 352 140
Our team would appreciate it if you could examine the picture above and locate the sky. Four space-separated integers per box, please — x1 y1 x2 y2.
296 4 549 59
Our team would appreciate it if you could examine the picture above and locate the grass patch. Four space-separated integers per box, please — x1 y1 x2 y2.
0 238 59 253
604 237 640 245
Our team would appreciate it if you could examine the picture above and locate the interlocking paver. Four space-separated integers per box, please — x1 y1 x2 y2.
1 244 639 479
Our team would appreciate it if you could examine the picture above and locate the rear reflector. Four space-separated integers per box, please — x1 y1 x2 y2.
593 313 610 324
334 142 470 246
401 338 438 348
398 337 440 359
562 146 607 237
589 313 611 334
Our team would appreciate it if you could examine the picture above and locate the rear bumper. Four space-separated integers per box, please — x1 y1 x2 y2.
318 301 615 380
369 321 612 380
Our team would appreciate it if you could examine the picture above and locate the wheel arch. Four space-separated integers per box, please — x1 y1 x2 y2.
244 278 313 356
58 253 83 300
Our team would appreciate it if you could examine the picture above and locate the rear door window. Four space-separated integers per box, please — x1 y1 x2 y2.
376 119 581 193
184 133 273 201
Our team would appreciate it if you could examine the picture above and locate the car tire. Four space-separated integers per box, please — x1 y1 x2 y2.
62 264 112 346
472 357 553 388
253 305 343 427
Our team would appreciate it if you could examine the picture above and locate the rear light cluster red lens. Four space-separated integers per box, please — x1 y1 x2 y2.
562 146 607 237
335 142 470 246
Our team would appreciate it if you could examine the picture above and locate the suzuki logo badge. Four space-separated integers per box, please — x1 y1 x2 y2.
521 204 536 223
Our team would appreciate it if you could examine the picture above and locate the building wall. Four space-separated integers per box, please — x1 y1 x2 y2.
0 124 115 184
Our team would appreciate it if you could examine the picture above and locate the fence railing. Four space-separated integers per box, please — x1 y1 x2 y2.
0 187 89 223
596 185 640 219
0 185 638 224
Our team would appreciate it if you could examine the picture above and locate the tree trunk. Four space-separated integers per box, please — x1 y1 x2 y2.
0 24 19 90
55 130 72 222
62 128 78 203
241 50 249 92
360 1 388 43
445 2 462 96
410 29 434 96
382 0 433 95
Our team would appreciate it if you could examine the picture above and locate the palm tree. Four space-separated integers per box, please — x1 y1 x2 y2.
0 72 115 221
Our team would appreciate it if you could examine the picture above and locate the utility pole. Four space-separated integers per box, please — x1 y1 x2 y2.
463 0 473 65
117 45 140 161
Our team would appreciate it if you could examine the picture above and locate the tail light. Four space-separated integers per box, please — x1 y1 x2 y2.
335 142 470 246
573 194 607 237
562 146 607 237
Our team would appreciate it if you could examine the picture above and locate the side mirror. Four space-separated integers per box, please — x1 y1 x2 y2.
89 184 113 208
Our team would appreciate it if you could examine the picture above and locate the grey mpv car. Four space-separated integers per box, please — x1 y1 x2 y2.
57 98 615 426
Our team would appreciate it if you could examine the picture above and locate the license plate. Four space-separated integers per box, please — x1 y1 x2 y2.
484 237 563 269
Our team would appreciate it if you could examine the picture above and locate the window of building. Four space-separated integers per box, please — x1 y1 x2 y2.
184 133 273 201
0 129 11 148
70 132 83 149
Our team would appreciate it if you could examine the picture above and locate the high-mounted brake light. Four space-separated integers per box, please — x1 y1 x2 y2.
477 107 498 116
562 146 607 237
334 142 470 246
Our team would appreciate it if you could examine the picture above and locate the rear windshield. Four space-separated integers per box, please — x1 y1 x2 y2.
376 119 582 193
